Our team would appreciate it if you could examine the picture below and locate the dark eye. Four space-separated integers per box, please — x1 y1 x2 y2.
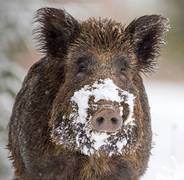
76 56 97 76
77 57 88 73
78 62 87 72
116 57 130 72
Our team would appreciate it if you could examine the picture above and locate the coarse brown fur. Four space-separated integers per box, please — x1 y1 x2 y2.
8 7 169 180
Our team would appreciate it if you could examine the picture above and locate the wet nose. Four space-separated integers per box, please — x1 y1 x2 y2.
91 109 122 133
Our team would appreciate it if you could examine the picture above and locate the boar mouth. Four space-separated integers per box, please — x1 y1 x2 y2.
51 78 137 156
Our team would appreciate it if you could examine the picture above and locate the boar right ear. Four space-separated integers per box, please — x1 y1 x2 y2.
34 8 80 57
125 15 169 72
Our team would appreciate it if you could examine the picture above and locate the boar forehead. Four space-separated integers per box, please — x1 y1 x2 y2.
69 18 135 55
79 18 128 50
64 19 137 78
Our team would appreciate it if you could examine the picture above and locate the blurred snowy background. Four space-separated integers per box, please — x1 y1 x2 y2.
0 0 183 179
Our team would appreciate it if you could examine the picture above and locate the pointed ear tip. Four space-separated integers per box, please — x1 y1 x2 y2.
34 7 67 18
125 15 170 31
155 15 171 32
149 14 170 27
34 7 52 20
34 7 77 25
35 7 53 15
136 15 170 32
36 7 64 12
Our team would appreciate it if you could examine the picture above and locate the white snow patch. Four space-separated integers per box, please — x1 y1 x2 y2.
119 106 123 116
90 132 110 150
116 139 128 151
70 78 135 124
68 78 136 155
142 81 184 180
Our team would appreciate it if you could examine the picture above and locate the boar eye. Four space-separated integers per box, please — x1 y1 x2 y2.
78 62 87 72
116 57 130 72
76 56 96 75
77 57 88 73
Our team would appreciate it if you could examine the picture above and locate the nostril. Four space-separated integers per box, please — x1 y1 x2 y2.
96 117 104 125
111 117 119 125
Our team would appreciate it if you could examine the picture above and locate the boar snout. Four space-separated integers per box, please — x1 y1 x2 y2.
91 106 122 133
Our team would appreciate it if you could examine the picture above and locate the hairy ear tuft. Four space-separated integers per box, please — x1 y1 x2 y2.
33 7 80 57
125 15 170 73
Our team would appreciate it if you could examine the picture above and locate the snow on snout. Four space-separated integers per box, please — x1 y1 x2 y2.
70 78 135 125
51 78 137 155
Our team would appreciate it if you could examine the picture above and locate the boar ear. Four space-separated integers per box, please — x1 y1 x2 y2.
125 15 169 72
34 8 80 57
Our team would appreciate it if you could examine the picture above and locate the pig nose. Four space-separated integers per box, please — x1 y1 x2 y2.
91 109 122 133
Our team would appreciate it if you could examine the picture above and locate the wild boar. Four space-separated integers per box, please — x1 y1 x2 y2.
8 7 169 180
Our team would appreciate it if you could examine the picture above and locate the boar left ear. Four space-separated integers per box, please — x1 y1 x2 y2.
125 15 169 72
34 8 80 57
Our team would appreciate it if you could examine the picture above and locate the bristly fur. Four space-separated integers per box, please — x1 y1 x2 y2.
33 8 169 73
75 18 129 51
33 7 80 57
9 8 170 180
125 15 170 73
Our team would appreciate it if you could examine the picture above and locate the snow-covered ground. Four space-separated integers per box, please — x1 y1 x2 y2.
0 80 184 179
142 81 184 180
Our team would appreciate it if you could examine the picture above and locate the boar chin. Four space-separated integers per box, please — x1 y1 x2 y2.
51 78 138 156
